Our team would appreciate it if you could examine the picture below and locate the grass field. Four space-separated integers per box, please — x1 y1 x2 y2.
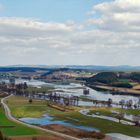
6 96 140 137
0 107 45 136
6 96 49 118
88 107 140 116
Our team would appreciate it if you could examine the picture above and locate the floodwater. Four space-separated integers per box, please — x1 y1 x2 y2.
19 114 99 131
1 78 140 104
52 83 140 104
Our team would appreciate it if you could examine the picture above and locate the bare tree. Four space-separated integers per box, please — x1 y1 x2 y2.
119 100 125 108
107 98 113 107
116 112 124 123
133 115 140 126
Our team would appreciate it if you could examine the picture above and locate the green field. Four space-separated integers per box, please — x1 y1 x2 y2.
88 107 140 116
0 107 44 136
6 96 140 137
6 96 48 118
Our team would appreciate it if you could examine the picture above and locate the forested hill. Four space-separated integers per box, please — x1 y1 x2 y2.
85 72 140 88
86 72 119 84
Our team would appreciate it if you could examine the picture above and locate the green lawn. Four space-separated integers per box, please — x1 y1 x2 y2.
0 107 44 136
6 96 140 137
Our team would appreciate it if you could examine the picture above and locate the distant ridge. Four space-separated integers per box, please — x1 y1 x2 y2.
0 65 140 72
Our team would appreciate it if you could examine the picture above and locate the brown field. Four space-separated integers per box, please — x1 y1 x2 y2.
133 84 140 90
41 124 106 140
94 85 140 95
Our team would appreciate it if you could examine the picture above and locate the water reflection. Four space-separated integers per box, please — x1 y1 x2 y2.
1 78 140 104
19 114 99 131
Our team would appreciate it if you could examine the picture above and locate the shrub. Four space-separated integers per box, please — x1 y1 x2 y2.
29 98 33 104
78 131 105 139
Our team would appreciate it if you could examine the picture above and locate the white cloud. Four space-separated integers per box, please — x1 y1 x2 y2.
88 0 140 32
0 0 140 65
94 0 140 13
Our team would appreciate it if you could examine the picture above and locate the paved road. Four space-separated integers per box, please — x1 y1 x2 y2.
1 95 82 140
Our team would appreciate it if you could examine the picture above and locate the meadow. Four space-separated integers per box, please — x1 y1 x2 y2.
5 96 140 137
0 106 43 136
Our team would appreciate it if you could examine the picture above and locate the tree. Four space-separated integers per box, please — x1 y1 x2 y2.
116 112 124 123
29 98 32 104
126 100 133 108
138 98 140 108
23 82 28 89
23 82 28 96
119 100 125 108
133 115 140 126
134 104 138 109
107 98 113 107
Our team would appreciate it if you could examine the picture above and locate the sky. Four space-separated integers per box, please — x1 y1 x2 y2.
0 0 139 66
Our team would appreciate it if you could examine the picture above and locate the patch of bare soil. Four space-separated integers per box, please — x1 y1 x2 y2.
0 93 8 98
41 124 105 139
133 84 140 90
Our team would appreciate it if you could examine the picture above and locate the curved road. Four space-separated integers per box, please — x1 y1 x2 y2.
1 95 82 140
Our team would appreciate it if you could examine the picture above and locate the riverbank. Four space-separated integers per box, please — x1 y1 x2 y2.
88 84 140 96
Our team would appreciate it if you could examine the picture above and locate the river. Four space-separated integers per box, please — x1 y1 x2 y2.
1 78 140 105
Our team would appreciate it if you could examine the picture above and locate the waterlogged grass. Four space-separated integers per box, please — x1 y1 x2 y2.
114 108 140 115
6 96 80 118
88 107 140 116
51 111 140 137
6 96 140 137
25 86 54 93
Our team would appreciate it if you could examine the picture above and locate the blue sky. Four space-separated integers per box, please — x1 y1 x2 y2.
0 0 139 66
0 0 108 22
